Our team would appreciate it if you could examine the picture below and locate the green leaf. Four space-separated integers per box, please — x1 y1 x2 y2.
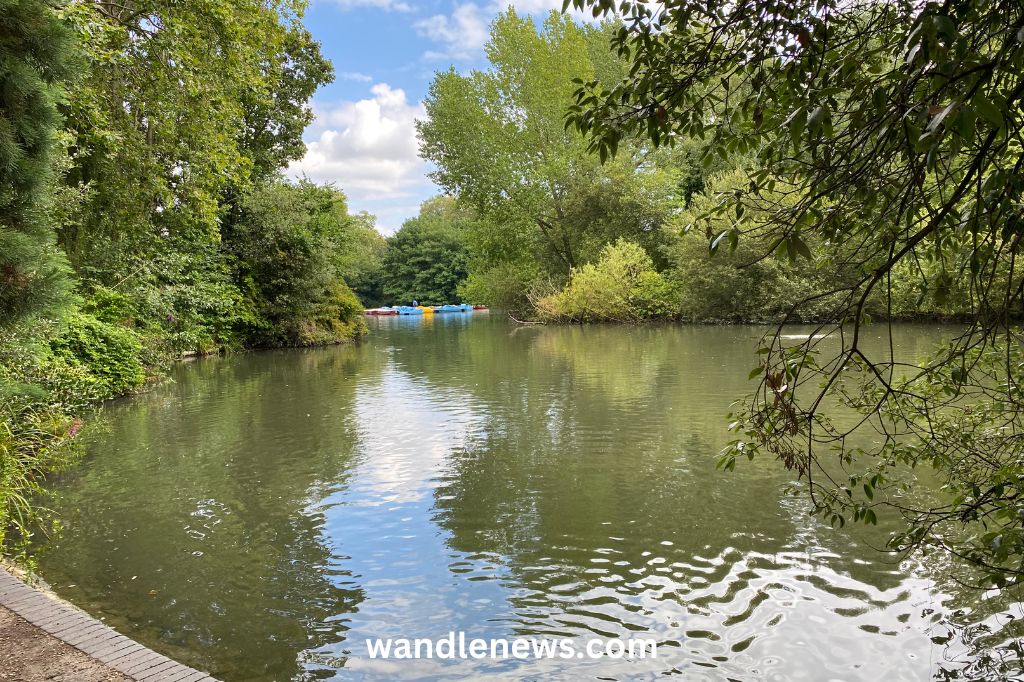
788 108 806 150
974 96 1003 129
792 235 813 260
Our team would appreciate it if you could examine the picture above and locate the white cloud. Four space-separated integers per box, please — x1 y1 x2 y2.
324 0 414 11
287 83 432 231
506 0 570 11
340 71 374 82
505 0 604 20
414 1 597 62
414 3 490 61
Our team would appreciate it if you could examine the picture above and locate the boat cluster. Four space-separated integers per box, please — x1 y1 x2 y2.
364 304 489 316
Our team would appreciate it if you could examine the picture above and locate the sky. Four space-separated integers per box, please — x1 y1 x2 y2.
286 0 583 234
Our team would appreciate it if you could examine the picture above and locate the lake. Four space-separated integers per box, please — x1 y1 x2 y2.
32 315 1012 680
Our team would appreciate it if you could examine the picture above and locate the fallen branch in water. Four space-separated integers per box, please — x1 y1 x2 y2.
507 312 544 325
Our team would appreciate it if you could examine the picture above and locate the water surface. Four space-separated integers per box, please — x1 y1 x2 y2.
34 316 1012 680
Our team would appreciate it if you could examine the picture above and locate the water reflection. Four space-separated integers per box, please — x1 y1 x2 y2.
33 316 1013 680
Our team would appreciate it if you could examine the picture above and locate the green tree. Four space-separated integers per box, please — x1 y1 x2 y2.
418 10 676 302
0 0 83 551
568 0 1024 588
535 239 673 322
227 179 366 347
0 0 76 327
55 0 332 352
381 197 471 306
337 211 387 308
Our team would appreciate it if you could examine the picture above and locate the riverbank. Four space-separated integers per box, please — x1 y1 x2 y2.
0 606 132 682
0 564 218 682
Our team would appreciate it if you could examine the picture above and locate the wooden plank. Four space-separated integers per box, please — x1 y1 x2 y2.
3 591 52 611
127 656 182 678
34 608 91 629
60 621 113 646
50 617 108 641
98 642 150 666
68 622 119 645
79 635 141 660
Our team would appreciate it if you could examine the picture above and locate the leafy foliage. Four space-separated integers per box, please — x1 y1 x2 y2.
337 212 388 308
418 10 677 306
536 239 674 322
0 0 362 553
0 0 81 552
228 179 367 347
381 197 472 306
567 0 1024 587
50 313 146 398
0 0 76 327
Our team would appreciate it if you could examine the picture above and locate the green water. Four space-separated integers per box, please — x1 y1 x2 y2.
32 316 1003 680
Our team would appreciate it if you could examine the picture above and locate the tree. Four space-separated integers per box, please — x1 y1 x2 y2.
227 180 366 347
567 0 1024 589
381 197 472 306
336 211 387 308
417 11 676 297
54 0 333 351
0 0 76 328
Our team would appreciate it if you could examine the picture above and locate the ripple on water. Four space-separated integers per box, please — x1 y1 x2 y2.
31 320 1002 681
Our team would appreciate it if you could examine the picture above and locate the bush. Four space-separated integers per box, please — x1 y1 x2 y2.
294 280 368 347
227 180 367 347
536 240 675 322
0 325 99 552
665 228 827 322
0 399 82 552
458 262 545 315
50 313 146 399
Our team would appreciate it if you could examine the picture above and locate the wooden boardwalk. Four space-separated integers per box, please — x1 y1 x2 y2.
0 565 219 682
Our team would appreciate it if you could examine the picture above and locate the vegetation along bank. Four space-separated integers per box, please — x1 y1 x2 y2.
6 4 1024 662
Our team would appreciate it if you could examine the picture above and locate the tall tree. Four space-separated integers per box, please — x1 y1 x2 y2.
568 0 1024 586
55 0 331 270
418 11 676 286
51 0 332 351
336 211 387 308
0 0 76 327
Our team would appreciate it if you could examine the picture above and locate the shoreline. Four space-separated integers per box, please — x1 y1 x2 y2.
0 563 219 682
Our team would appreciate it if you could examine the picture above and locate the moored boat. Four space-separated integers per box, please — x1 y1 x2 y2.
366 304 487 315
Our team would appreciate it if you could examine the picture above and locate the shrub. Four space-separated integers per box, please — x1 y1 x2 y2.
458 262 545 315
50 313 146 398
0 325 97 552
0 399 82 551
665 228 826 322
227 180 366 346
536 240 676 322
294 280 368 347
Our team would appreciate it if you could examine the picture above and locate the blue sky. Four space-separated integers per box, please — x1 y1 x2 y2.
286 0 579 233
